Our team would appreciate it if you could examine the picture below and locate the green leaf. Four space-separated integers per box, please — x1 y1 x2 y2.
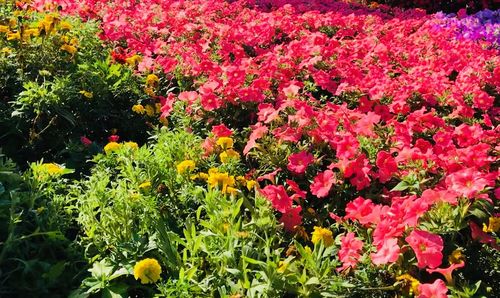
242 256 266 266
391 180 409 192
305 277 320 285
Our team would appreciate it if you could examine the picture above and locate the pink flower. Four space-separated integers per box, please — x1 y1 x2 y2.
405 230 443 269
338 232 364 271
259 185 292 213
310 170 335 199
344 197 379 226
279 205 302 232
243 123 268 155
287 151 314 175
417 279 448 298
426 262 465 284
445 168 492 198
370 238 400 266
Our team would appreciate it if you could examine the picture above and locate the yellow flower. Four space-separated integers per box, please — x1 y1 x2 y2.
396 274 420 294
216 137 233 150
177 160 196 174
60 44 77 55
104 142 121 154
139 181 152 190
483 217 500 233
6 31 21 41
132 104 146 114
124 141 139 150
145 104 155 117
41 163 64 175
22 28 40 41
133 258 162 284
145 74 159 87
246 180 257 191
226 186 239 196
59 21 72 30
207 171 235 194
79 90 93 99
311 226 333 247
277 261 288 273
219 149 240 163
125 54 142 66
448 249 465 264
0 25 9 33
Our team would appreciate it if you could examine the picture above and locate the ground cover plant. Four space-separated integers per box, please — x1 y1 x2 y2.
0 0 499 297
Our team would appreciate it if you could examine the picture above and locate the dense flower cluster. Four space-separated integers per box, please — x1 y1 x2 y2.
28 0 499 295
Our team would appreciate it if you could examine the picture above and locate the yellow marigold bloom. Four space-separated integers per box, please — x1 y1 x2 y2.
145 104 155 116
219 149 240 163
79 90 93 99
198 172 209 180
22 28 40 41
226 186 239 196
216 137 233 149
145 74 159 86
104 142 121 154
236 231 249 238
311 226 334 247
177 160 196 174
0 25 10 33
396 274 420 294
124 141 139 150
59 21 72 30
125 54 142 66
41 163 64 175
236 176 246 183
483 217 500 233
60 44 77 55
246 180 257 191
133 258 162 284
132 104 146 114
139 181 151 189
207 171 235 193
6 31 21 41
448 249 465 264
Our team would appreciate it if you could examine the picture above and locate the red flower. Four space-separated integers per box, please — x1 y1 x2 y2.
279 205 302 232
376 151 397 183
212 124 232 137
287 151 314 175
80 136 92 147
310 170 336 199
259 185 292 213
417 279 448 298
405 230 443 269
108 135 120 142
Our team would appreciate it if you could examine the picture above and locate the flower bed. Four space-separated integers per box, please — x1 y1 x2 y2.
1 0 499 297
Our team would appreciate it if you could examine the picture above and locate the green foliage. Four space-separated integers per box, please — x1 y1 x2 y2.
0 153 84 297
